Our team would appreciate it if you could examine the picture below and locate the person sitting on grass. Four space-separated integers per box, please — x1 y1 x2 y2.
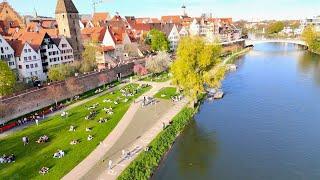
53 149 65 158
69 125 76 132
39 167 49 175
86 127 92 132
36 135 49 144
87 135 94 141
70 140 79 145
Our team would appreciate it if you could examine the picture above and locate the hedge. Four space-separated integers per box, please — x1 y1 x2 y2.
118 107 194 180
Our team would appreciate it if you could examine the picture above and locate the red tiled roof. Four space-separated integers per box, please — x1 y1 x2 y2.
81 27 106 42
17 31 46 51
7 39 23 56
99 45 115 52
161 16 181 24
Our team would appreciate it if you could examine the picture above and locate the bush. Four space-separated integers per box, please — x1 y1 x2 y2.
118 107 194 180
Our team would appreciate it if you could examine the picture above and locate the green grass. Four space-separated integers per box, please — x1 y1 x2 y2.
0 84 151 180
154 87 177 100
118 107 194 180
141 72 171 82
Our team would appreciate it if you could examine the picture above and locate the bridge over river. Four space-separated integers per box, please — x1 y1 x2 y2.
245 39 306 47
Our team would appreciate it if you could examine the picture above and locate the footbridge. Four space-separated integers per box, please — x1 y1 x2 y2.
245 39 306 47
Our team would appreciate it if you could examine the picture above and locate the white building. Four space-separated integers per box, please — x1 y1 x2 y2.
12 41 46 82
54 36 74 64
0 34 16 69
301 16 320 32
168 24 181 51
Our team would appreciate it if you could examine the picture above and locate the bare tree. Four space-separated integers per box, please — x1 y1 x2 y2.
66 77 84 99
47 85 65 106
98 74 108 89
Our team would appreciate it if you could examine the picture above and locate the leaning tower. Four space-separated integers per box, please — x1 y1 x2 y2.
55 0 83 60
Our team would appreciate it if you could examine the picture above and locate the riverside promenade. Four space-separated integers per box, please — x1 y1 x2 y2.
63 81 188 180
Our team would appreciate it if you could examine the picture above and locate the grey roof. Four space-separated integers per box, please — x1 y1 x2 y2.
55 0 78 14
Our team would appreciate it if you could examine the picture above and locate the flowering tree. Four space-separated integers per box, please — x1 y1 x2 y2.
134 64 148 76
146 51 171 75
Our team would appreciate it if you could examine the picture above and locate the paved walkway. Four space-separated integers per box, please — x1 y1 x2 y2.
62 81 187 180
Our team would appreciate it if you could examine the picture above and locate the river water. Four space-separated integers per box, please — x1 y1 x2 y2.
153 43 320 180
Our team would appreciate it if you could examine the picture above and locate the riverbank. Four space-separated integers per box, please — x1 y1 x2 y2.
223 47 252 64
118 107 195 180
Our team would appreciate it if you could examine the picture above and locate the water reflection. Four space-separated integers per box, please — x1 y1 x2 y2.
175 120 218 178
298 52 320 85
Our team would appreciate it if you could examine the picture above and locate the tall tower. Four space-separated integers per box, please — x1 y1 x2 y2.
55 0 83 60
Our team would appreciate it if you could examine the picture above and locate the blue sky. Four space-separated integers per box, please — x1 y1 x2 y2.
7 0 320 20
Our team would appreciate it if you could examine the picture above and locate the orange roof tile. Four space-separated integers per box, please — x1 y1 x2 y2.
161 16 181 24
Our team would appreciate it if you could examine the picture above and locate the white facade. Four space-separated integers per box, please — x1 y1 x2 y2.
41 37 62 68
168 24 180 51
0 35 16 69
179 26 189 37
301 16 320 32
189 18 200 36
16 43 46 82
58 37 74 64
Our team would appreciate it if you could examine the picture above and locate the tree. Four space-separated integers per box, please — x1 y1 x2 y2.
134 64 148 76
98 74 108 89
66 77 83 98
266 21 285 34
302 25 320 53
148 29 169 52
81 44 97 73
171 37 226 103
48 63 77 82
146 51 171 74
47 85 65 106
0 61 16 97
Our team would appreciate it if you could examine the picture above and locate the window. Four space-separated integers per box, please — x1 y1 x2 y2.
0 39 2 43
26 65 29 69
28 56 32 60
30 64 34 68
35 71 38 75
24 57 27 61
28 49 31 52
35 63 38 68
18 65 22 69
30 72 33 76
24 49 27 53
33 56 36 59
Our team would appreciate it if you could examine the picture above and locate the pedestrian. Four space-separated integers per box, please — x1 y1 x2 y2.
22 136 29 146
108 160 113 170
122 150 126 157
162 122 166 130
35 119 39 126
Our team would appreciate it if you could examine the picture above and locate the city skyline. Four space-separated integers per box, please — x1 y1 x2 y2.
7 0 320 21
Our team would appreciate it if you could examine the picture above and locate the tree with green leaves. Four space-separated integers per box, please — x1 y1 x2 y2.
147 29 169 52
48 63 76 82
0 61 16 97
81 44 97 73
146 51 171 74
266 21 285 34
302 25 320 53
171 37 226 104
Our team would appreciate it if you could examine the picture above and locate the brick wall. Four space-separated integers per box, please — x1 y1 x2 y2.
0 63 134 124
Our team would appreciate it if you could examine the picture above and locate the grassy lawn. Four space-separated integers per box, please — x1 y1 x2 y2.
141 72 171 82
154 87 177 100
0 84 151 180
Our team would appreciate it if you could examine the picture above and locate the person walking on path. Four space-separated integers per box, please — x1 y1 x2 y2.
108 160 113 170
35 119 39 126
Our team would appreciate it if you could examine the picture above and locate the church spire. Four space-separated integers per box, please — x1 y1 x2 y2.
55 0 78 14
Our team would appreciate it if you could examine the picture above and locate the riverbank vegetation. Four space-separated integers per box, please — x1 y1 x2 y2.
118 107 194 180
302 25 320 54
170 37 226 103
0 84 150 179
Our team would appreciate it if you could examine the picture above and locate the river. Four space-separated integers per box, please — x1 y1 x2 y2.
153 43 320 180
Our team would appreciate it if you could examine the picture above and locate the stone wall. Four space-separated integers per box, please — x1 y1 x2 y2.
0 63 134 124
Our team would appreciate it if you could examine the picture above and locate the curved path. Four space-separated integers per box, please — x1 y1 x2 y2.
63 81 188 180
